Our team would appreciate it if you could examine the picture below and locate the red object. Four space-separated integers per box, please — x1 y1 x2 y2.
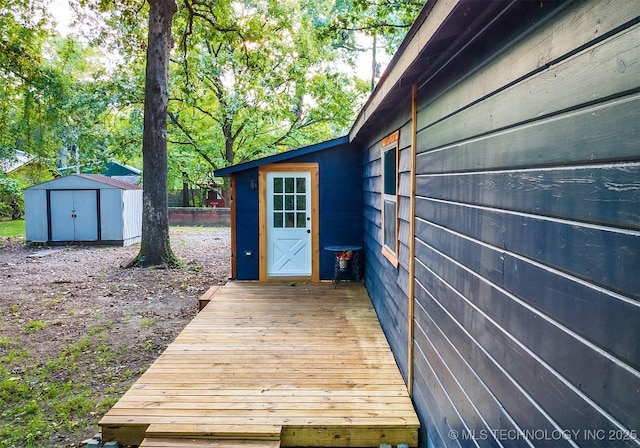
205 190 226 208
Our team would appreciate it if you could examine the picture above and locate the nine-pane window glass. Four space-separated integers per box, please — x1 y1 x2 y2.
272 176 307 228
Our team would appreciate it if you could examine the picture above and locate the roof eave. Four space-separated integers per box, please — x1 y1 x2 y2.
214 135 350 177
348 0 518 143
349 0 454 141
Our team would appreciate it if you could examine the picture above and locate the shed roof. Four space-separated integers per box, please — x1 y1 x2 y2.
26 174 142 190
214 136 349 177
58 161 142 177
77 174 142 189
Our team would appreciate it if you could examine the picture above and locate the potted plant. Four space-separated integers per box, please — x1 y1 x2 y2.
337 250 353 270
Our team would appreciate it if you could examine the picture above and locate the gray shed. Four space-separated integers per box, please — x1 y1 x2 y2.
24 174 143 246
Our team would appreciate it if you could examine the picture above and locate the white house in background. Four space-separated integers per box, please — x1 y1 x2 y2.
0 150 35 174
24 174 142 246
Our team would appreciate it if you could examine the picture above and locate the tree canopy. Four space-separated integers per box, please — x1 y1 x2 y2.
1 0 425 218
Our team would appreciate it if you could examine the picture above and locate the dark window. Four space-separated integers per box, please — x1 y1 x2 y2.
383 148 396 196
381 131 399 266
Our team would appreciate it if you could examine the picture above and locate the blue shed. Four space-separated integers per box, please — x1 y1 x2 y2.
214 136 362 281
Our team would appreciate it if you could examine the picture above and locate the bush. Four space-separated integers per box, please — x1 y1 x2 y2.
0 177 23 220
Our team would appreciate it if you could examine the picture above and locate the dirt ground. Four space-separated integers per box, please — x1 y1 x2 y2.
0 227 231 447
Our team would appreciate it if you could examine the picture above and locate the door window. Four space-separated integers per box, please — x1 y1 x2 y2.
272 175 307 229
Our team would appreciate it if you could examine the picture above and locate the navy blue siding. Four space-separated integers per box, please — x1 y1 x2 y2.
231 143 363 280
234 168 260 280
362 118 413 380
357 1 640 446
305 143 364 280
409 6 640 448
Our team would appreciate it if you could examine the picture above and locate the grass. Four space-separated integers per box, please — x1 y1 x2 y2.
0 221 227 240
0 220 24 238
24 320 47 334
0 336 130 448
0 224 226 446
140 317 154 328
0 306 134 447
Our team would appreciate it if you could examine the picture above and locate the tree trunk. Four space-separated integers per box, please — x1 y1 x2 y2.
136 0 178 267
182 171 189 207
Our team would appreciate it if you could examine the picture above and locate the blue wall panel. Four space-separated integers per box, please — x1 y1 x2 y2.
363 130 413 379
301 144 364 280
231 143 363 280
406 9 640 447
356 2 640 446
413 216 639 366
234 169 260 280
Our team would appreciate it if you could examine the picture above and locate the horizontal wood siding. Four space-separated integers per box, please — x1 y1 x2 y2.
412 3 640 447
362 117 413 379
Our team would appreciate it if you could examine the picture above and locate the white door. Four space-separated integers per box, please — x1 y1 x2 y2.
50 190 99 241
266 172 312 277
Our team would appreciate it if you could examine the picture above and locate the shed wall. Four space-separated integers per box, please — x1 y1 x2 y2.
411 4 640 448
359 1 640 447
100 189 123 242
122 190 142 245
24 189 48 242
232 143 362 281
313 143 363 280
234 168 260 280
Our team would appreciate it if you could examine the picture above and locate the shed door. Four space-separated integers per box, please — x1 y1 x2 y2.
266 172 312 277
50 190 99 241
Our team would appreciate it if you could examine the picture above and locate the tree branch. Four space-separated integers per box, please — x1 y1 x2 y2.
167 111 217 169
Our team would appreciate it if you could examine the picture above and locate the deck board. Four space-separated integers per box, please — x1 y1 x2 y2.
99 282 419 447
139 438 281 448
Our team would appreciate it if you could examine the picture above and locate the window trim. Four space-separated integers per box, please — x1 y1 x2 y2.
381 131 399 268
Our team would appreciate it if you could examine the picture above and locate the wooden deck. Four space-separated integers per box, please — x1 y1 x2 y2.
99 282 419 447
